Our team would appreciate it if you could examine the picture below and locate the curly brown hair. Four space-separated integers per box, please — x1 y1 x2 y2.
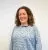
15 6 35 26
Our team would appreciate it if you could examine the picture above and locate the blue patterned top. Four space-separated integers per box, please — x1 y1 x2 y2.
10 25 42 50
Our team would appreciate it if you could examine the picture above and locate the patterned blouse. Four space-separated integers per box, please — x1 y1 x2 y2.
9 25 42 50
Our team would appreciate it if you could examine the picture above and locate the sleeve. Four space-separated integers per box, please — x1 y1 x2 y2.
33 25 42 50
9 26 16 50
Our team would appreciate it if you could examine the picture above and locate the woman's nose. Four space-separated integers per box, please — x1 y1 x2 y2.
20 14 24 17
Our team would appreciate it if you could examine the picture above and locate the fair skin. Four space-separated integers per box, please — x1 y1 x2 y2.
19 9 28 26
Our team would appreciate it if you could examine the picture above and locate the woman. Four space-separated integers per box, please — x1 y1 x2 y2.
10 6 42 50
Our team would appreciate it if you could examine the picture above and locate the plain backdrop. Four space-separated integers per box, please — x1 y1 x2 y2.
0 0 48 50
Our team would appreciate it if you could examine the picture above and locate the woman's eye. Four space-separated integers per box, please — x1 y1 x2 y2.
23 13 26 15
19 13 26 16
19 14 21 16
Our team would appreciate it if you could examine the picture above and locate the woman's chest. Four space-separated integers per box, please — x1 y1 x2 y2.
13 27 35 40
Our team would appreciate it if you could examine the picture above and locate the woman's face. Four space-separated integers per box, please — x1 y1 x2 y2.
19 9 28 25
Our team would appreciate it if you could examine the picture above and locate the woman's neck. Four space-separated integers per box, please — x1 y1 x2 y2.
21 23 28 26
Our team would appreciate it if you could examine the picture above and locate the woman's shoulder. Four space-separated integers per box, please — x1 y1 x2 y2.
13 25 19 29
31 25 38 29
31 25 39 32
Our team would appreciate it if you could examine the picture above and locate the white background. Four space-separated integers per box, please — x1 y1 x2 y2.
0 0 48 50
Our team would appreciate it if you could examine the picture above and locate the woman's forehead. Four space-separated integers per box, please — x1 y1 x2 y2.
19 9 27 14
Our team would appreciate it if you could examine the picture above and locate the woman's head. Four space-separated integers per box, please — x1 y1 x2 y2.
15 6 35 26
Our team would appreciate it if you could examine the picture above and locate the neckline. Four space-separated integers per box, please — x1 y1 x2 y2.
20 25 31 27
